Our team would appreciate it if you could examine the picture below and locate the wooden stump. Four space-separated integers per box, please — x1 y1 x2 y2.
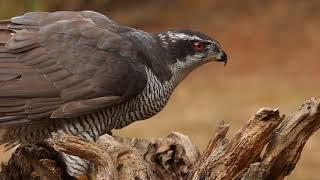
1 98 320 180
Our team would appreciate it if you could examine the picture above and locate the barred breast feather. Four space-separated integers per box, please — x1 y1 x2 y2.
0 11 176 177
61 68 175 141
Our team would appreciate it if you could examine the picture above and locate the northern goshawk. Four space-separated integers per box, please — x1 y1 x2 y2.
0 11 227 177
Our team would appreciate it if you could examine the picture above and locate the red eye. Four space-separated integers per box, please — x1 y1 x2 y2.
193 42 205 51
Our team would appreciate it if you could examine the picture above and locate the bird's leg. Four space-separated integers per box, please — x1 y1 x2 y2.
48 130 96 179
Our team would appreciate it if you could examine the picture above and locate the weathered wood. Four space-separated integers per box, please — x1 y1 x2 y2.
0 143 70 180
52 133 123 180
1 98 320 180
115 132 200 179
242 98 320 180
188 108 283 180
0 132 199 180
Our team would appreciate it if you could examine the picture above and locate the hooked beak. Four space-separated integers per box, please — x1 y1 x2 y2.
214 49 228 66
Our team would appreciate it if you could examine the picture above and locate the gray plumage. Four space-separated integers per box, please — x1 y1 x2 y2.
0 11 227 177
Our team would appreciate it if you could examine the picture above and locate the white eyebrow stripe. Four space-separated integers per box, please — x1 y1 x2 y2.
167 31 202 41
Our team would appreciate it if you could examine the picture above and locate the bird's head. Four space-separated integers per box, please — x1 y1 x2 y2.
156 29 227 82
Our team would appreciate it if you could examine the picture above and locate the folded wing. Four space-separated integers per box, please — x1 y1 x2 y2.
0 11 147 126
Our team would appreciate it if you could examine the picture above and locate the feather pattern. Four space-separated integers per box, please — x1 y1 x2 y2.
0 10 227 177
0 11 152 127
1 68 175 176
0 11 174 177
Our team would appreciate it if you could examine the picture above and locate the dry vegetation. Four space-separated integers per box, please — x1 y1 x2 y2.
1 1 320 179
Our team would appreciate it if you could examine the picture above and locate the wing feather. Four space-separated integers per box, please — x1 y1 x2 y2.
0 11 147 126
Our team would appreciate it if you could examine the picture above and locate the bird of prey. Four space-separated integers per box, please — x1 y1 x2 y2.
0 11 227 177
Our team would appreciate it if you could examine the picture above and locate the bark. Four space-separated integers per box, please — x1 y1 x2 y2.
1 98 320 180
188 108 283 180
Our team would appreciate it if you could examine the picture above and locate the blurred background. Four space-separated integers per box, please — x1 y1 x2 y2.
1 0 320 179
